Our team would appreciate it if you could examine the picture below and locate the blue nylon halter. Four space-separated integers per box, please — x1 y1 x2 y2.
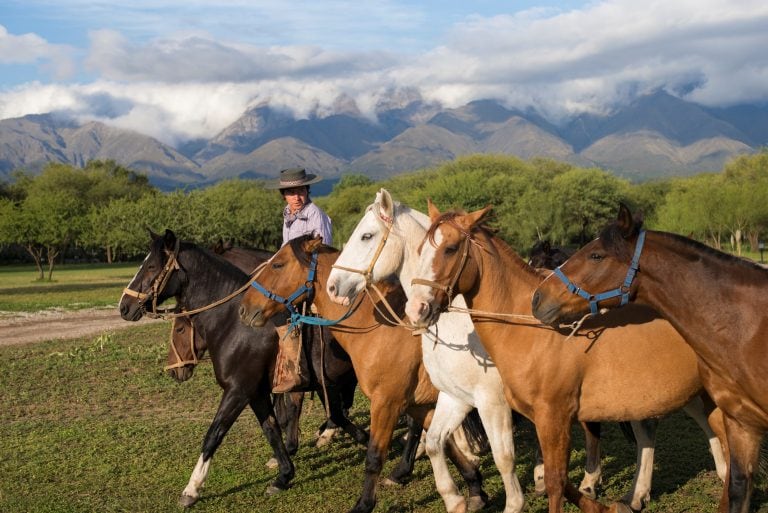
552 230 646 316
250 250 356 330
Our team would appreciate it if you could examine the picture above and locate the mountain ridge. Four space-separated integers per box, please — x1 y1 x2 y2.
0 91 763 189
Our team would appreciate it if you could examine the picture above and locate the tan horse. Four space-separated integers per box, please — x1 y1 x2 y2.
238 235 487 513
532 203 768 513
405 203 727 513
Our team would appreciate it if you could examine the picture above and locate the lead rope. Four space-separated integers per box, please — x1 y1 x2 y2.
158 261 270 320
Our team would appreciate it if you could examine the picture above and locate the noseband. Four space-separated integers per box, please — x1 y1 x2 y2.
123 238 182 317
164 317 199 371
553 230 646 316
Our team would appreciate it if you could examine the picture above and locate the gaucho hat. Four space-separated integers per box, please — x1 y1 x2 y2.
265 167 323 190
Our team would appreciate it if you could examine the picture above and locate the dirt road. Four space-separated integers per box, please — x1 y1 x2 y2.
0 307 165 347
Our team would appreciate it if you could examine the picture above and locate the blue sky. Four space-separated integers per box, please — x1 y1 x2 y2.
1 0 767 146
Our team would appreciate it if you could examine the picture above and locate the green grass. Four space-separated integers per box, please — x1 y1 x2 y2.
4 322 766 513
3 263 768 512
0 262 140 312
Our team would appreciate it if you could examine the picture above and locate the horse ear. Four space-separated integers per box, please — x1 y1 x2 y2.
379 188 394 220
212 239 225 254
465 205 493 230
427 198 441 221
305 235 324 253
616 203 635 238
163 229 177 251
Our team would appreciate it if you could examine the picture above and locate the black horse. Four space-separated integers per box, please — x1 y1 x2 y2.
119 229 367 507
527 239 573 269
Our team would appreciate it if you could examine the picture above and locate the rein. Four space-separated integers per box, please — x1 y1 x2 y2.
553 230 646 316
123 242 269 320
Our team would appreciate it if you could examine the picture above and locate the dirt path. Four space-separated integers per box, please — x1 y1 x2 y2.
0 307 164 347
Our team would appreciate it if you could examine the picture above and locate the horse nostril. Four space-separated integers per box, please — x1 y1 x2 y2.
328 284 336 294
532 290 541 311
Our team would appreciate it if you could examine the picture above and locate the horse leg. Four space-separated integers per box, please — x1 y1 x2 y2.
476 397 525 513
424 393 475 513
179 390 249 507
323 384 369 446
719 414 762 513
267 392 304 469
385 412 425 485
682 395 727 482
619 419 657 511
579 421 602 500
444 414 489 512
536 413 608 513
250 387 295 494
348 398 403 513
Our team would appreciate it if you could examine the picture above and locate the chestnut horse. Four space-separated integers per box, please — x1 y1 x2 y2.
325 188 725 512
119 230 366 507
405 203 727 513
239 235 488 513
531 203 768 513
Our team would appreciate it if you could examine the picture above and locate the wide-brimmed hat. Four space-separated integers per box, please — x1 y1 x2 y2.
265 168 323 190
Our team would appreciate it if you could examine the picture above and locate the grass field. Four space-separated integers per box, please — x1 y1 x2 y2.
2 263 768 512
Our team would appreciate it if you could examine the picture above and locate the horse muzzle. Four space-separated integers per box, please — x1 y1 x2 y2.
239 305 266 328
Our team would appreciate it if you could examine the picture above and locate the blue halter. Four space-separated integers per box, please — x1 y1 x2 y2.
250 250 356 330
552 230 646 316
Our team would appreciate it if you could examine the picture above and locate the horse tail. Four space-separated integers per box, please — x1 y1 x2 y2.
458 408 490 454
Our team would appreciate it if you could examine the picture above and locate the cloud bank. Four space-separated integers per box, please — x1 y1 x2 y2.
1 0 767 147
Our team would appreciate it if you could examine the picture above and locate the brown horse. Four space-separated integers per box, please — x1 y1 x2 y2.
405 202 727 513
532 203 768 513
239 235 488 513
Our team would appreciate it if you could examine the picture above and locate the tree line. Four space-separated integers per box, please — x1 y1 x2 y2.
1 152 767 280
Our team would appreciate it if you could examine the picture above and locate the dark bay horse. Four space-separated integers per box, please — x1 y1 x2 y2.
239 235 488 513
528 239 572 269
532 203 768 513
405 202 727 513
119 230 366 507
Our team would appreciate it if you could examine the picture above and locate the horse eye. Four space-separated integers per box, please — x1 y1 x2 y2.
445 245 459 255
589 253 604 261
272 261 285 270
362 233 373 241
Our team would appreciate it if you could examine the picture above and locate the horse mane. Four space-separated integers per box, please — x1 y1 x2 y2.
287 234 338 268
600 220 768 273
184 241 249 281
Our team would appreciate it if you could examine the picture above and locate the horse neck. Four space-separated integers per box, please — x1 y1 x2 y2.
467 232 543 316
177 247 246 312
636 231 768 353
392 208 430 298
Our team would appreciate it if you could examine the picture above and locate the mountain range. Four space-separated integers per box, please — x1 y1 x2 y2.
1 90 766 190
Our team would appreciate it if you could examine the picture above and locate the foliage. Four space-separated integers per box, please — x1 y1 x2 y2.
3 151 768 266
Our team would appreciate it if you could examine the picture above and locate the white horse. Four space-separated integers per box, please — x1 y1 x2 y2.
326 189 726 513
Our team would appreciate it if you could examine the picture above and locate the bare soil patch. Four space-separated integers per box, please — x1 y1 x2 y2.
0 307 163 346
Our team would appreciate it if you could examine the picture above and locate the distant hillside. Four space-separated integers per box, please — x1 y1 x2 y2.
0 91 763 189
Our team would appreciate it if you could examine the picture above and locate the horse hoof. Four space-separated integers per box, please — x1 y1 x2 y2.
467 494 487 512
178 494 198 508
265 457 278 469
264 484 287 496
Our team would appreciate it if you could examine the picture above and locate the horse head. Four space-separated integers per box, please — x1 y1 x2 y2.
239 235 323 328
406 200 493 328
165 316 207 382
326 188 409 305
120 229 186 322
532 202 645 325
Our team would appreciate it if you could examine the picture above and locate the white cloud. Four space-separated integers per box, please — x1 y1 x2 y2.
0 25 75 79
1 0 768 146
